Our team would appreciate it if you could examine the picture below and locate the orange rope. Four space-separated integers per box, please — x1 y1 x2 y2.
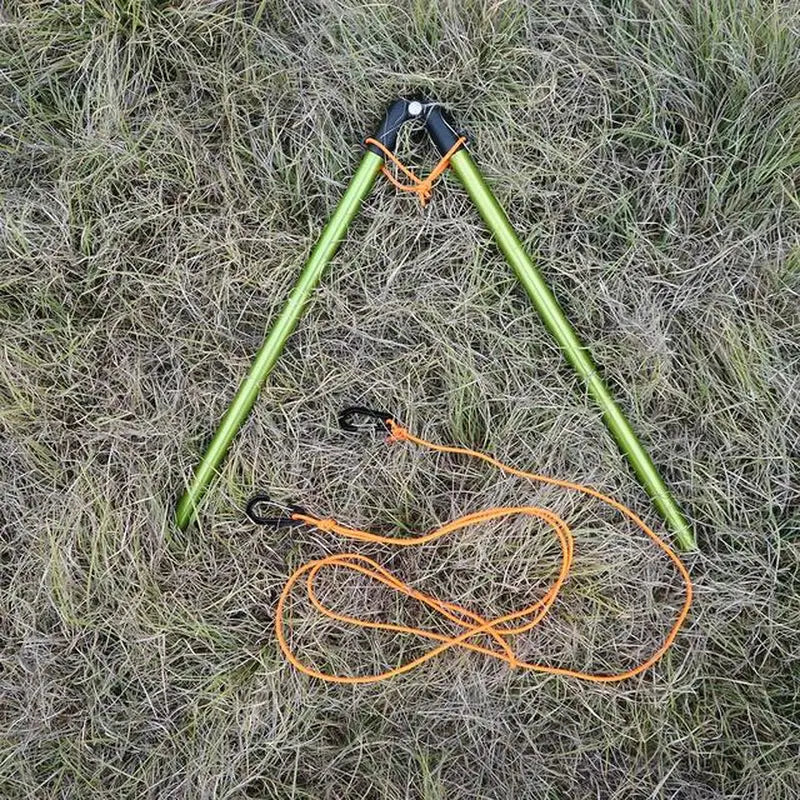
365 136 467 207
275 420 693 684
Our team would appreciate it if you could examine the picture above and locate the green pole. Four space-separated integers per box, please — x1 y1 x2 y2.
175 151 384 530
449 148 696 551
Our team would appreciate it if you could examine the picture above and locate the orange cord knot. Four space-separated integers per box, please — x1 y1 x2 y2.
292 513 338 533
386 420 410 443
365 136 467 208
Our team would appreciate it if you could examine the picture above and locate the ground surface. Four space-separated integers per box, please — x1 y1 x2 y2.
2 2 799 798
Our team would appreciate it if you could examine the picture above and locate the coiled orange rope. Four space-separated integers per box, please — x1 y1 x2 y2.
365 136 467 207
275 419 693 684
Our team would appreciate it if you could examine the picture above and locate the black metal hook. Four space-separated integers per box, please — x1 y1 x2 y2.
245 494 307 527
338 406 395 434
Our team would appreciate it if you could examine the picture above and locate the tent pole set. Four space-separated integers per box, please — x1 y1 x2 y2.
174 98 696 552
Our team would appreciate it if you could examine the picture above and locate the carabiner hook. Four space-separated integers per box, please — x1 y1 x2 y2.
338 406 395 433
245 494 307 527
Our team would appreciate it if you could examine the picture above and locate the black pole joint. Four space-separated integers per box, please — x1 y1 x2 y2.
366 96 467 159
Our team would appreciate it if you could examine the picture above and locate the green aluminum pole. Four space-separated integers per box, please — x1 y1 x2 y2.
448 148 696 551
175 151 384 530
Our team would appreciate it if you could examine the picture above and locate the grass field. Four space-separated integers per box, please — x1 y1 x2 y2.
2 1 799 797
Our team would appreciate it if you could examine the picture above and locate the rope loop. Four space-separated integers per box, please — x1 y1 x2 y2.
365 136 467 207
269 419 693 685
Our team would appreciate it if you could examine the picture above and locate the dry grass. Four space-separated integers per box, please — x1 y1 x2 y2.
2 1 799 798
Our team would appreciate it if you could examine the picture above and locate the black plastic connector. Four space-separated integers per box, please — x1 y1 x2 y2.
366 97 466 158
425 104 463 156
366 98 417 156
